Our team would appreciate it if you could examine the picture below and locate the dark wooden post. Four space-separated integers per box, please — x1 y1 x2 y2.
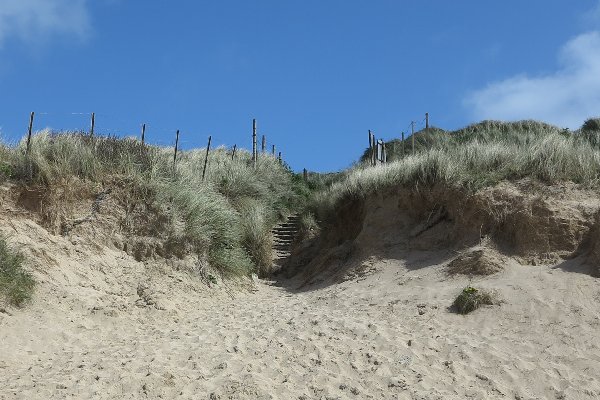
425 112 429 130
261 135 266 153
303 168 308 181
383 142 387 163
141 123 146 145
252 119 257 168
26 111 34 155
173 130 180 170
411 121 415 155
202 135 212 181
90 112 95 137
231 144 237 160
278 152 282 164
401 132 405 157
372 133 377 166
272 144 275 156
25 111 35 155
368 130 373 166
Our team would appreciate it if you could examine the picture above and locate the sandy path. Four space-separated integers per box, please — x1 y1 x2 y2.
1 219 600 399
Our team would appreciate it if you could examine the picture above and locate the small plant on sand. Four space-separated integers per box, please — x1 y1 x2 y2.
453 286 494 314
0 236 35 306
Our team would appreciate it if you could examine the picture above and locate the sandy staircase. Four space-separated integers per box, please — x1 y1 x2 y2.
271 214 300 268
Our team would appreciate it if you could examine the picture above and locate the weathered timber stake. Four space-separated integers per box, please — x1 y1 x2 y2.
202 135 212 181
368 130 373 166
252 119 257 168
401 132 405 156
26 111 34 155
231 144 237 160
411 121 415 155
90 112 95 137
278 151 282 164
383 142 387 163
173 130 180 170
425 112 430 130
303 168 308 181
272 144 275 155
261 135 266 153
141 123 146 145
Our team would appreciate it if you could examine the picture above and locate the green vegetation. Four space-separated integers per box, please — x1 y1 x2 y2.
1 130 310 278
0 236 34 306
313 119 600 218
453 286 495 314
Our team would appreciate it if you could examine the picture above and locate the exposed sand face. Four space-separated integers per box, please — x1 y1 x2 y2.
2 181 600 399
1 217 600 399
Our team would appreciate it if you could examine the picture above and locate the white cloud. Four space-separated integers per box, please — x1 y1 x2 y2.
465 31 600 129
0 0 90 46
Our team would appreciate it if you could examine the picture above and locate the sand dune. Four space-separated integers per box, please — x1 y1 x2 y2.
2 180 600 399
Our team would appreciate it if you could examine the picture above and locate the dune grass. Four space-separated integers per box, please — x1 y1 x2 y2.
313 119 600 218
0 236 34 306
0 130 308 278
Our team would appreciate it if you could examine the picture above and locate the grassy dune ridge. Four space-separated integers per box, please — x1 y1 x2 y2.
315 119 600 218
0 130 310 283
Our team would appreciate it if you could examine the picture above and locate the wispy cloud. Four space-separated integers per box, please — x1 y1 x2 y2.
0 0 91 47
465 31 600 129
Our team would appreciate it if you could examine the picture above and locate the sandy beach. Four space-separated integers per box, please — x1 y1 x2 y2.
1 210 599 399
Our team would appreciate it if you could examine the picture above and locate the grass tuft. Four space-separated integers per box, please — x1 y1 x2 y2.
0 236 35 306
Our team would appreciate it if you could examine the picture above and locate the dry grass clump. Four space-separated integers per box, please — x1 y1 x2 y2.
452 286 495 314
447 248 505 276
0 236 34 306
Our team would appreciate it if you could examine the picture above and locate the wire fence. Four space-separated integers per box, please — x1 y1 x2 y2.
366 112 431 166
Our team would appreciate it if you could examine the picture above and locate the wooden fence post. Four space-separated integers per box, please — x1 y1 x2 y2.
252 119 257 168
141 123 146 145
411 121 415 155
26 111 35 155
303 168 308 181
368 130 372 165
90 112 95 137
272 144 275 156
401 132 405 157
383 142 387 163
425 112 429 130
202 135 212 181
173 130 180 170
231 144 237 160
278 152 282 164
261 135 266 153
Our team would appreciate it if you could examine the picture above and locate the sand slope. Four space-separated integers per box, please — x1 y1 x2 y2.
1 219 600 399
2 180 600 399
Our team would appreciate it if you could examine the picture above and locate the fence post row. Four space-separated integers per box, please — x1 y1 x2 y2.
202 135 212 181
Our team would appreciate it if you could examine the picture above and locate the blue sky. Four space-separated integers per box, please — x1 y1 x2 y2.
1 1 600 172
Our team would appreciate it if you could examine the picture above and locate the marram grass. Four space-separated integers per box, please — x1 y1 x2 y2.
0 130 309 278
